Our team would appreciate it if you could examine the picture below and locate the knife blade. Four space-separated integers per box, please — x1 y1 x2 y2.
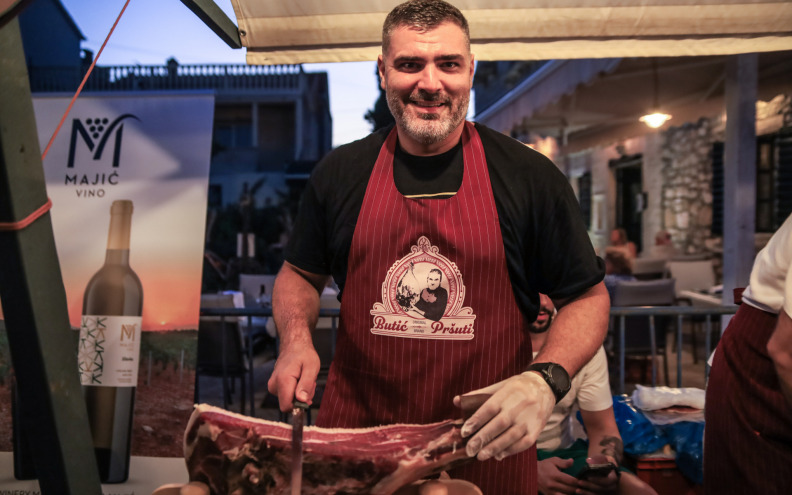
290 400 309 495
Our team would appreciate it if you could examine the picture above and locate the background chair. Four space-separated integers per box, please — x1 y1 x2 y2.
666 260 718 362
632 258 668 280
238 273 277 308
195 293 250 413
665 260 716 298
610 278 676 389
238 273 278 351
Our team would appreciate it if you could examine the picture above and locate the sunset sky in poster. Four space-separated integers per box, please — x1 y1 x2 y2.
34 94 214 332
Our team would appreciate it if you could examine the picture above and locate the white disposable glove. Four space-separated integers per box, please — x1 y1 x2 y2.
454 371 555 461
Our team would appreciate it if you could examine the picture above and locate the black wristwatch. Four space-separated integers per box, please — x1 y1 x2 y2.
527 362 571 404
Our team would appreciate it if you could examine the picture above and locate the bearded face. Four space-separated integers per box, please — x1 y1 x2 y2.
386 87 470 147
378 21 474 154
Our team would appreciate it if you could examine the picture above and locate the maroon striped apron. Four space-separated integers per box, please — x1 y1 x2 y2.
704 304 792 494
316 122 536 493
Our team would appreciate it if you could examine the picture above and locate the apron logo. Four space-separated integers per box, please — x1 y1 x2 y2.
370 236 475 340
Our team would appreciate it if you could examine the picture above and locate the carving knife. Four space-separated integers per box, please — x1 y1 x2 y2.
290 400 309 494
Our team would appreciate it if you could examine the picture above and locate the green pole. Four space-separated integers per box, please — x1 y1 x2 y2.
0 18 102 495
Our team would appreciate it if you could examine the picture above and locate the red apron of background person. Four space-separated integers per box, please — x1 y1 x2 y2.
704 303 792 494
316 122 536 493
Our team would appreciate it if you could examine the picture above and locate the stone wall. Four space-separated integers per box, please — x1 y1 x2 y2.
660 117 719 255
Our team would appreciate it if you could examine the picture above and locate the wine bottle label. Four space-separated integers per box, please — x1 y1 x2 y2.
78 315 143 387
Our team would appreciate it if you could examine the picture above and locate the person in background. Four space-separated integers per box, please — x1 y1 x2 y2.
606 228 637 266
704 213 792 493
646 230 677 260
531 294 658 495
266 0 610 492
604 251 636 302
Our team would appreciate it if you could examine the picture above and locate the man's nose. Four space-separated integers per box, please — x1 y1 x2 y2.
416 64 442 92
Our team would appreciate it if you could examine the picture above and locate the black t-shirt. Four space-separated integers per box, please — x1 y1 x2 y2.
285 123 605 322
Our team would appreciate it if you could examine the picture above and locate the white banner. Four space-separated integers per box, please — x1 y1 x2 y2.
28 93 215 461
34 93 214 333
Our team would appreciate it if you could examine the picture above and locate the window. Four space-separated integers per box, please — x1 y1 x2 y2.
212 104 253 155
711 128 792 235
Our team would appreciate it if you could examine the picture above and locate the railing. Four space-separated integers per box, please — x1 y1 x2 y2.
610 305 738 394
199 306 338 417
199 304 740 409
28 63 305 93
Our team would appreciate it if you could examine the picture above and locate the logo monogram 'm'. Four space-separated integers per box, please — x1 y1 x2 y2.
67 114 140 168
121 324 137 341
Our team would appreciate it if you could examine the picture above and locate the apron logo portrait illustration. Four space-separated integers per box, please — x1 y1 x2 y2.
370 236 475 340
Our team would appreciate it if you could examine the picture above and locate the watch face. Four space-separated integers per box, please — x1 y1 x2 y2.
550 364 571 392
529 362 571 402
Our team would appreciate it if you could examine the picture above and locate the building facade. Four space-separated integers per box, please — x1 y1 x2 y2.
474 57 792 286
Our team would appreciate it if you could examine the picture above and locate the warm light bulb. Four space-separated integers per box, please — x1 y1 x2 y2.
640 112 672 128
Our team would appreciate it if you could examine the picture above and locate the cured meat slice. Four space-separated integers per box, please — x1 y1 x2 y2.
184 404 474 495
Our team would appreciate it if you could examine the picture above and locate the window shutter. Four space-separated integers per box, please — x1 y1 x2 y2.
775 130 792 228
711 142 724 236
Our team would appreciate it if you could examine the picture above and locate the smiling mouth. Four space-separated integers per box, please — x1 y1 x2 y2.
409 90 448 108
411 100 445 109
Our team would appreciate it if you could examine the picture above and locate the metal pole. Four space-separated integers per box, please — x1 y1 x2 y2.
0 18 102 495
676 314 684 387
247 314 255 417
619 316 626 395
649 315 657 386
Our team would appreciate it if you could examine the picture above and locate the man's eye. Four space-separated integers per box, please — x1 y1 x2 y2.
399 62 420 71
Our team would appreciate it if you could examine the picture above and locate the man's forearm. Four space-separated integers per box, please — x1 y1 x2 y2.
768 308 792 408
535 281 610 377
581 409 624 466
272 261 327 348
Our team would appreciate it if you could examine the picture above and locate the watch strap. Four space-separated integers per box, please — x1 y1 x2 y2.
526 362 571 403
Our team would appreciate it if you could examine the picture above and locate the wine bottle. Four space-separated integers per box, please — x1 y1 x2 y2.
77 200 143 483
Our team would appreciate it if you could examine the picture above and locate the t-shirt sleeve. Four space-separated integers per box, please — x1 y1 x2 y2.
744 213 792 315
529 158 605 300
576 347 613 412
284 163 332 275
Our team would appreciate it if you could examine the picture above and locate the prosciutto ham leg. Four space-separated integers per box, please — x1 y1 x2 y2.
184 404 474 495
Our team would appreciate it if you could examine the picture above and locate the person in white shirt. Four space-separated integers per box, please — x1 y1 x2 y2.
531 294 657 495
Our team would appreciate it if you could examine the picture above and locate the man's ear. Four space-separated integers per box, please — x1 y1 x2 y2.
377 54 386 90
469 53 476 82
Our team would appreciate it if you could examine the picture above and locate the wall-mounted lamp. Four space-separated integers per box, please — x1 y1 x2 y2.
640 59 672 128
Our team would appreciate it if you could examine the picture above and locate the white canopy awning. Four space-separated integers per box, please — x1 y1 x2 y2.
229 0 792 65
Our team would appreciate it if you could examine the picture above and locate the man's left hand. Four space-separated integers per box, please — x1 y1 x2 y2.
453 372 555 461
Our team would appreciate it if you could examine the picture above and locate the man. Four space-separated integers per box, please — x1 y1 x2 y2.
411 268 448 321
646 230 677 260
268 1 609 492
704 213 792 493
531 296 657 495
531 293 557 333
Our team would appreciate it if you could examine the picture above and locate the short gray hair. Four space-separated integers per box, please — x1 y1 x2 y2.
382 0 470 54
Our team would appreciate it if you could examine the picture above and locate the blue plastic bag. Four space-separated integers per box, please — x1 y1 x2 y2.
611 395 667 456
660 421 704 485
